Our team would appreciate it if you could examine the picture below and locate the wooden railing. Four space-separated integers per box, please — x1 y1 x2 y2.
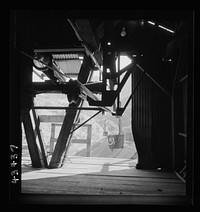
38 115 92 157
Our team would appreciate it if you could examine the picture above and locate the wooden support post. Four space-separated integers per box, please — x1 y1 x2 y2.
32 108 48 168
49 55 92 168
86 125 92 157
50 123 57 153
21 112 42 168
49 110 78 168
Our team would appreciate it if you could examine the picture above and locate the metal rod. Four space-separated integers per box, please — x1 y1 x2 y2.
136 64 172 98
121 70 146 115
34 106 103 111
70 110 101 134
117 54 120 110
179 74 188 83
115 62 135 97
109 61 134 79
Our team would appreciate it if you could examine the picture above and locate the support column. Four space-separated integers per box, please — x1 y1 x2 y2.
32 108 48 167
86 125 92 157
21 111 42 168
49 55 92 168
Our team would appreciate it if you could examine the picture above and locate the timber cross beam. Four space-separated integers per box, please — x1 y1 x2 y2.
48 55 92 168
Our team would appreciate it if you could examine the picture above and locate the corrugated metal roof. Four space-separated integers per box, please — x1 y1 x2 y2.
55 60 82 75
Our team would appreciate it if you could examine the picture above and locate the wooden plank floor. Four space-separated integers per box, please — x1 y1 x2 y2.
21 156 186 197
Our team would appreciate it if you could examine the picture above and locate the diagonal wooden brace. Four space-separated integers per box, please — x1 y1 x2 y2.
49 55 92 168
21 112 43 168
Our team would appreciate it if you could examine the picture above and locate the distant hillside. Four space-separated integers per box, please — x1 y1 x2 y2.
21 92 136 160
34 93 134 141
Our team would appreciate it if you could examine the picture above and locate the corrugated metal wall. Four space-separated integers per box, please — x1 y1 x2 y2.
151 81 173 170
173 38 188 174
131 69 153 169
131 55 173 170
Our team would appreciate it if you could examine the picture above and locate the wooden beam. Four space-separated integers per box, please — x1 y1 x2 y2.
21 112 42 168
68 19 102 72
35 107 102 111
86 125 92 157
39 115 65 123
51 138 91 145
49 56 92 168
49 123 56 153
31 108 48 168
69 19 99 52
49 108 78 168
32 81 104 94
